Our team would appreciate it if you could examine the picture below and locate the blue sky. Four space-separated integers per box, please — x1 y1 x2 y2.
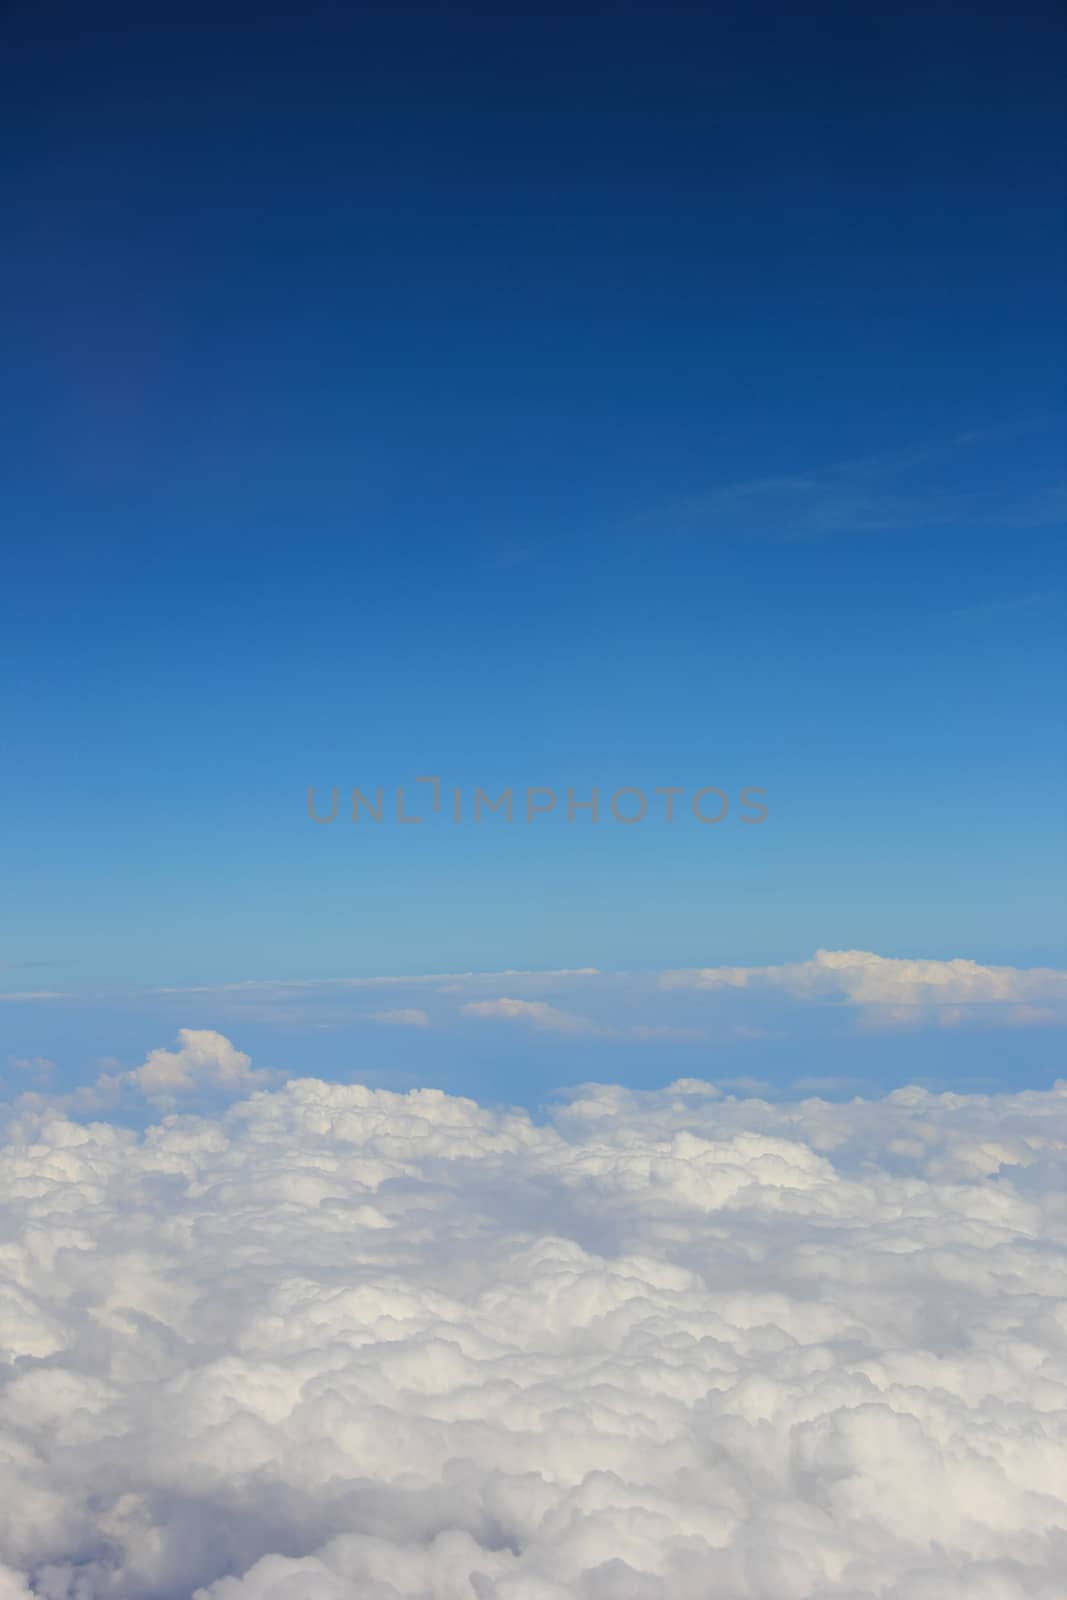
2 2 1065 1103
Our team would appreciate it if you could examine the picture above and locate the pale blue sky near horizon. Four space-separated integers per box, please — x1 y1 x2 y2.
2 2 1065 1101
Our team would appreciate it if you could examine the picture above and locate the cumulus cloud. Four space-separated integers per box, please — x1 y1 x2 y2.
661 948 1067 1027
22 1030 276 1115
126 1029 267 1097
0 1033 1065 1597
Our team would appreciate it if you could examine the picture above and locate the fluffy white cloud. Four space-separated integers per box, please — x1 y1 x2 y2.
16 1031 276 1117
1 1040 1066 1597
83 1028 273 1108
128 1028 267 1096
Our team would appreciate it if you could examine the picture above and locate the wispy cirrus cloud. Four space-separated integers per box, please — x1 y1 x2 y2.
153 967 600 997
669 418 1066 541
0 991 67 1004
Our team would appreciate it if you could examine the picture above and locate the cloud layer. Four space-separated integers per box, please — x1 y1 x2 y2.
162 950 1067 1038
1 1044 1066 1597
6 952 1067 1039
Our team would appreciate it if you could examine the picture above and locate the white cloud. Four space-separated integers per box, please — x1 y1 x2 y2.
32 1029 276 1113
129 1028 265 1096
461 996 607 1034
365 1009 430 1029
154 967 600 996
17 954 1065 1041
661 948 1067 1027
0 1033 1065 1596
461 998 708 1043
0 991 66 1004
624 1022 709 1041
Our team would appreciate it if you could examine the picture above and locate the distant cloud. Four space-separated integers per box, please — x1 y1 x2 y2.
625 1022 710 1042
21 1029 276 1114
154 967 599 997
792 1074 867 1095
9 953 1064 1040
660 948 1067 1027
365 1008 430 1029
716 1075 772 1096
0 991 66 1004
462 997 708 1043
125 1029 270 1098
4 1056 56 1087
462 997 606 1035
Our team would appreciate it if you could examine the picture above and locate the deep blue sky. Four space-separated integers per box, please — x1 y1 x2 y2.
2 2 1065 1094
